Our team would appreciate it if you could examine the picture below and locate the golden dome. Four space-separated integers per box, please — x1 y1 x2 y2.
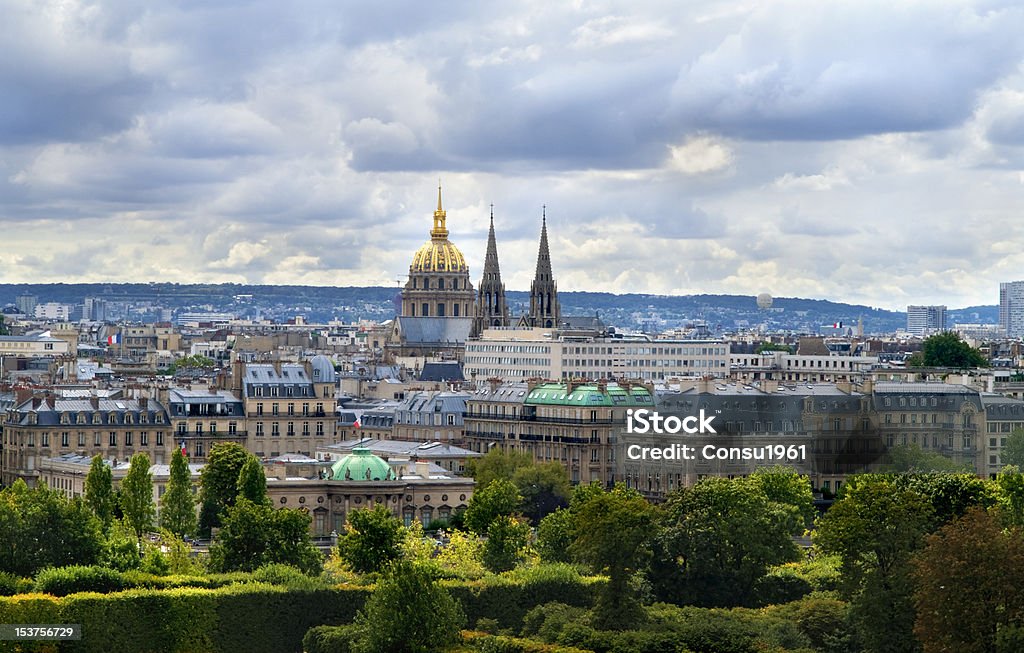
409 184 470 274
411 240 469 273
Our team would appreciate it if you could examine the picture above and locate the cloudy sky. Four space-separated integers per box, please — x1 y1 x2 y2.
3 0 1024 310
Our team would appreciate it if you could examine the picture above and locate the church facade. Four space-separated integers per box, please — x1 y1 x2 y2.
387 186 562 361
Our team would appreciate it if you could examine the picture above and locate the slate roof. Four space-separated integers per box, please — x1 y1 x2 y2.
395 317 473 344
419 361 464 382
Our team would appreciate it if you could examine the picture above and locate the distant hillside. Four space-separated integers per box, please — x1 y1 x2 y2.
0 283 997 335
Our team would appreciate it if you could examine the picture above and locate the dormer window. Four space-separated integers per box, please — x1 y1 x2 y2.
78 412 87 424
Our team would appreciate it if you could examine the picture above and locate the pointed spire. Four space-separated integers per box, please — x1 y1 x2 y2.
473 204 509 336
431 180 448 240
535 206 552 281
483 205 501 279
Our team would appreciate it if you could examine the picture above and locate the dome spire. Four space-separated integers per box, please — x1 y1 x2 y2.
431 180 448 240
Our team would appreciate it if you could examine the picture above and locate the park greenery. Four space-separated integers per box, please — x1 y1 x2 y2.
3 452 1024 652
906 331 988 368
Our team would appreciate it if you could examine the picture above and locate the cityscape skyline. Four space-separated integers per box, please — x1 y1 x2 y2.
2 1 1024 310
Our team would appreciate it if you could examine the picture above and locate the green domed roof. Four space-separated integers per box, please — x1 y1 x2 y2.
331 447 394 481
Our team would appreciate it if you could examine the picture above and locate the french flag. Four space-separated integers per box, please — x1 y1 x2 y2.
353 415 361 429
180 441 188 457
107 333 121 345
830 322 844 329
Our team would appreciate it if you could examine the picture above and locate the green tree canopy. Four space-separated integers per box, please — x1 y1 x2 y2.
84 454 115 531
996 465 1024 527
912 508 1024 653
352 560 465 653
208 498 321 575
481 515 530 573
236 456 269 506
536 507 574 564
511 462 571 524
911 331 988 367
651 476 800 608
198 442 252 536
570 484 655 629
160 449 196 537
748 465 815 532
1004 429 1024 468
165 354 216 374
0 480 104 576
885 444 971 473
337 505 405 574
814 478 935 653
463 478 522 534
120 453 155 545
464 447 534 489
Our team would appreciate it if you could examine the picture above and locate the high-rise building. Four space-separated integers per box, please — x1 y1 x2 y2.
906 305 946 336
15 294 37 315
83 297 108 322
1000 281 1024 338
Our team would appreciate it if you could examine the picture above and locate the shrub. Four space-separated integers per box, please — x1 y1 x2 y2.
354 561 465 653
251 563 327 589
303 624 360 653
34 566 125 596
521 602 589 643
0 571 31 597
462 630 595 653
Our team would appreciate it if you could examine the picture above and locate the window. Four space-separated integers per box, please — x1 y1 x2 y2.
78 432 85 446
229 421 237 435
61 432 69 447
316 422 324 436
272 423 280 437
287 422 295 436
256 422 265 436
125 432 133 446
141 432 148 446
156 432 164 446
287 403 294 416
42 433 50 447
272 403 279 416
109 432 117 446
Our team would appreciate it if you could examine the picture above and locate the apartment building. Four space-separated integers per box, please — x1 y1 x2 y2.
464 327 728 381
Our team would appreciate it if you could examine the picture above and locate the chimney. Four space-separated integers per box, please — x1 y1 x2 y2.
139 396 148 409
45 392 56 409
836 381 853 395
762 379 780 394
90 395 99 410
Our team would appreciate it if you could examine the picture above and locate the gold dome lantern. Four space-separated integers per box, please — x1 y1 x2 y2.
409 185 469 273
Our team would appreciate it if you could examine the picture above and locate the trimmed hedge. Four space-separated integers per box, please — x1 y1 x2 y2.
0 584 371 653
0 571 33 597
302 625 360 653
445 572 604 628
34 566 125 597
462 630 596 653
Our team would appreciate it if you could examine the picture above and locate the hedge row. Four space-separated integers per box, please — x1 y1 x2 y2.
29 566 261 597
444 572 604 628
0 584 370 653
1 572 601 653
461 630 596 653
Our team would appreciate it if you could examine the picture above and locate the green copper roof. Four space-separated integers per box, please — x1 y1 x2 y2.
524 382 653 407
330 447 394 481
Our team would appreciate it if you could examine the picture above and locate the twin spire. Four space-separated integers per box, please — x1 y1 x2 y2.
429 182 560 332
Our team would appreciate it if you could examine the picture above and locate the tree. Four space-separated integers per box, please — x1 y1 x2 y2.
160 449 197 537
0 480 104 576
165 354 216 374
198 442 251 536
512 462 571 524
208 499 321 575
1004 429 1024 467
886 444 971 473
236 456 269 505
570 484 655 629
120 453 155 546
912 508 1024 653
464 478 522 534
748 466 815 532
755 343 792 354
536 508 574 563
0 315 7 335
651 476 800 608
482 515 530 573
915 331 987 368
337 505 405 574
996 466 1024 527
465 447 534 490
352 560 464 653
84 454 115 531
815 478 934 653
